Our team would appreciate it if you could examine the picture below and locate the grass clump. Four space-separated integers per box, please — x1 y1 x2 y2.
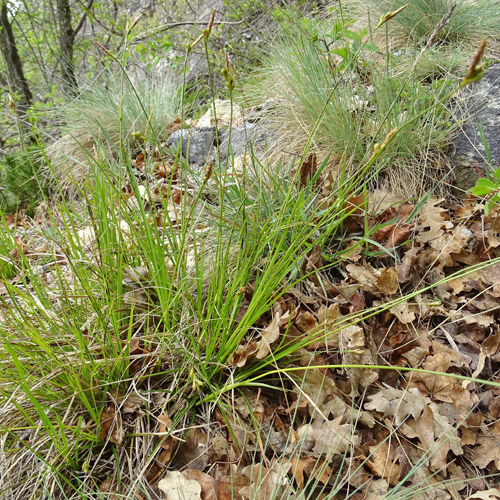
246 13 455 196
368 0 500 48
44 76 182 194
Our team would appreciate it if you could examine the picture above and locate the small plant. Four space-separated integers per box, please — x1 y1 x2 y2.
469 161 500 216
0 147 46 214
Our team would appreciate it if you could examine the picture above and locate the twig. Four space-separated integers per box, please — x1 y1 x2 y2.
132 19 243 42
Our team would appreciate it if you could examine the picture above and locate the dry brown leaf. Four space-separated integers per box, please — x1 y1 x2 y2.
468 489 500 499
364 478 389 500
415 198 450 244
406 352 473 414
366 440 402 485
389 302 417 324
310 417 361 457
99 477 119 499
300 369 375 426
471 421 500 469
157 414 177 462
365 387 427 425
397 247 420 283
339 323 378 392
376 267 399 294
412 403 463 472
98 403 124 446
240 463 291 500
229 341 259 367
299 304 341 349
182 470 216 500
172 428 210 470
213 475 250 500
290 456 332 490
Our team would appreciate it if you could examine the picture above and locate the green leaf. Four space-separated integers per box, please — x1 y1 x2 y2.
331 47 349 61
342 29 361 42
470 177 498 196
493 166 500 184
363 42 382 53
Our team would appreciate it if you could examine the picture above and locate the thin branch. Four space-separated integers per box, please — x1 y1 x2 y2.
71 0 94 41
132 19 243 42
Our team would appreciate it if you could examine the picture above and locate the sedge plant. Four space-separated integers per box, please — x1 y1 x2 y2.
1 8 500 500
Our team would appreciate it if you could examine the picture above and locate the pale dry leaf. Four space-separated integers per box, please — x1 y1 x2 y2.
310 417 361 457
182 470 216 500
256 311 283 359
415 198 449 244
365 387 427 425
389 302 416 324
345 263 377 292
407 352 473 414
471 421 500 469
339 323 378 392
158 471 202 500
299 370 375 426
364 479 389 500
412 403 463 472
240 463 291 500
468 489 500 500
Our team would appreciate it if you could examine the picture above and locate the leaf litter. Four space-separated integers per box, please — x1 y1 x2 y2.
3 134 500 499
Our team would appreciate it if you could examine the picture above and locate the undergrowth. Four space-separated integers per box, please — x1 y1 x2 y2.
1 4 500 500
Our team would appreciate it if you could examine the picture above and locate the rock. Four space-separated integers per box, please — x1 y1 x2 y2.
197 99 245 128
166 127 217 164
219 122 270 161
166 119 273 168
449 63 500 192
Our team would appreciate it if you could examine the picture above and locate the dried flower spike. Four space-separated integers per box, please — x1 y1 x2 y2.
461 38 487 86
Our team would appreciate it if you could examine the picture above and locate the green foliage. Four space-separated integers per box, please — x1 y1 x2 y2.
0 231 17 280
470 175 500 216
0 147 46 214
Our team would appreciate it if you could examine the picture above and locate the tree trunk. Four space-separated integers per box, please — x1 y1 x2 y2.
56 0 77 94
0 1 33 122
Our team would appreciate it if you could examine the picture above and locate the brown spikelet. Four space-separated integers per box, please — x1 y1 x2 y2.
462 38 487 86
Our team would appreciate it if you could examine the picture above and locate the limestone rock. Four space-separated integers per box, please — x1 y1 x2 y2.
166 127 217 164
449 63 500 191
218 122 270 161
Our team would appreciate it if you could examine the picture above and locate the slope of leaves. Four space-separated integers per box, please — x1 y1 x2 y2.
1 131 500 498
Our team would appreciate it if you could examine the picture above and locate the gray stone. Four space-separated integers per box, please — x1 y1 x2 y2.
218 122 270 161
449 64 500 191
167 127 217 164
